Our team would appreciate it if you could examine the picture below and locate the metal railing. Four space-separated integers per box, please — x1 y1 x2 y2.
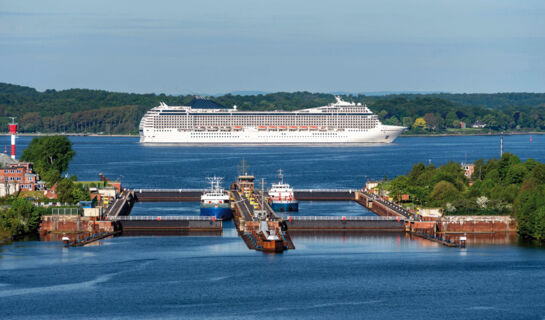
285 216 402 221
109 215 216 221
362 191 420 220
132 188 359 193
132 189 206 193
294 189 357 193
48 207 81 215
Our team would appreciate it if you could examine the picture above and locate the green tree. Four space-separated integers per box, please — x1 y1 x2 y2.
72 184 91 203
21 136 75 184
56 179 75 204
445 111 459 128
429 181 460 204
505 163 528 185
498 153 521 181
55 179 90 204
531 163 545 184
0 198 44 237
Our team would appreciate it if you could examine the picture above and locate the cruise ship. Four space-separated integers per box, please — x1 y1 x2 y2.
139 97 405 144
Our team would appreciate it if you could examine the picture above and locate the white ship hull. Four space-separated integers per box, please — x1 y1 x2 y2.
140 125 404 144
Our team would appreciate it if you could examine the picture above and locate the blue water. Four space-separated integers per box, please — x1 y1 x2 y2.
4 134 543 189
131 200 374 217
1 135 545 319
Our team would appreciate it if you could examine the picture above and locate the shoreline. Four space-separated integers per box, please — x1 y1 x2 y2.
402 131 545 137
1 131 544 138
0 236 12 245
0 133 138 137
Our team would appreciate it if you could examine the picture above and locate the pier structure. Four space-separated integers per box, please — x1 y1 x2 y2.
59 181 470 248
230 175 295 253
133 189 203 202
284 216 405 232
105 189 135 217
129 188 412 232
103 189 222 235
108 215 222 235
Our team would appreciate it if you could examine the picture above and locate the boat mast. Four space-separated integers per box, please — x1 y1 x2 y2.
207 175 223 193
259 178 266 219
238 159 250 176
277 169 284 184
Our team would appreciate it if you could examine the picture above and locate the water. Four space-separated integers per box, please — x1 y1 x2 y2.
1 134 545 319
4 134 543 189
131 201 374 217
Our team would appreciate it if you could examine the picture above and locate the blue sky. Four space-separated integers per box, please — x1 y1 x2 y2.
0 0 544 94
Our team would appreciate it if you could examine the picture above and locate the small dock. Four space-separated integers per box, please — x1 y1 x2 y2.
65 231 120 247
410 232 466 248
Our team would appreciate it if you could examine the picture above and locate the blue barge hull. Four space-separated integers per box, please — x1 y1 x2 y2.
200 207 233 220
271 202 299 212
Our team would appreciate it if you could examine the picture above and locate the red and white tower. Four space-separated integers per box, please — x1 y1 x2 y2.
9 117 17 160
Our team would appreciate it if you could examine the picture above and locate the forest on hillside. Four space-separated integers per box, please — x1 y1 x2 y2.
1 82 545 135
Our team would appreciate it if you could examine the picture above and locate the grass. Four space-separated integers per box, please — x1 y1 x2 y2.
445 128 488 134
75 181 120 188
18 191 45 198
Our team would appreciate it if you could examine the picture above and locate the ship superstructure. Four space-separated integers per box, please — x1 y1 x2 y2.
268 169 298 212
200 176 232 220
139 97 405 144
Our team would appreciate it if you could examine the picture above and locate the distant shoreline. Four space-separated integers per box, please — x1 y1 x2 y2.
402 131 545 137
0 133 138 137
1 131 543 138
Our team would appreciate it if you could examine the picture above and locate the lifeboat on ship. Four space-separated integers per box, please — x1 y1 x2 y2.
258 126 267 131
319 126 327 131
268 126 277 131
289 126 298 131
299 126 308 131
220 126 231 131
233 126 243 131
310 126 318 131
279 126 287 131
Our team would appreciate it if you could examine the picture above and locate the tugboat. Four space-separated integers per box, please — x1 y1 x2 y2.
268 169 298 212
200 176 233 220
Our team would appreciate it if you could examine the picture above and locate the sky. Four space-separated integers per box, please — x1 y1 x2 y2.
0 0 544 94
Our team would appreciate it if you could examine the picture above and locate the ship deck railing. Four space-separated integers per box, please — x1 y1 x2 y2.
134 189 206 193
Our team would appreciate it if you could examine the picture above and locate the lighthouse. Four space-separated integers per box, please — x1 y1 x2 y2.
8 117 17 160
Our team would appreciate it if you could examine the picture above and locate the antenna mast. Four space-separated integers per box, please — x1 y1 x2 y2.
238 159 250 176
277 169 284 184
500 136 503 157
259 178 266 220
